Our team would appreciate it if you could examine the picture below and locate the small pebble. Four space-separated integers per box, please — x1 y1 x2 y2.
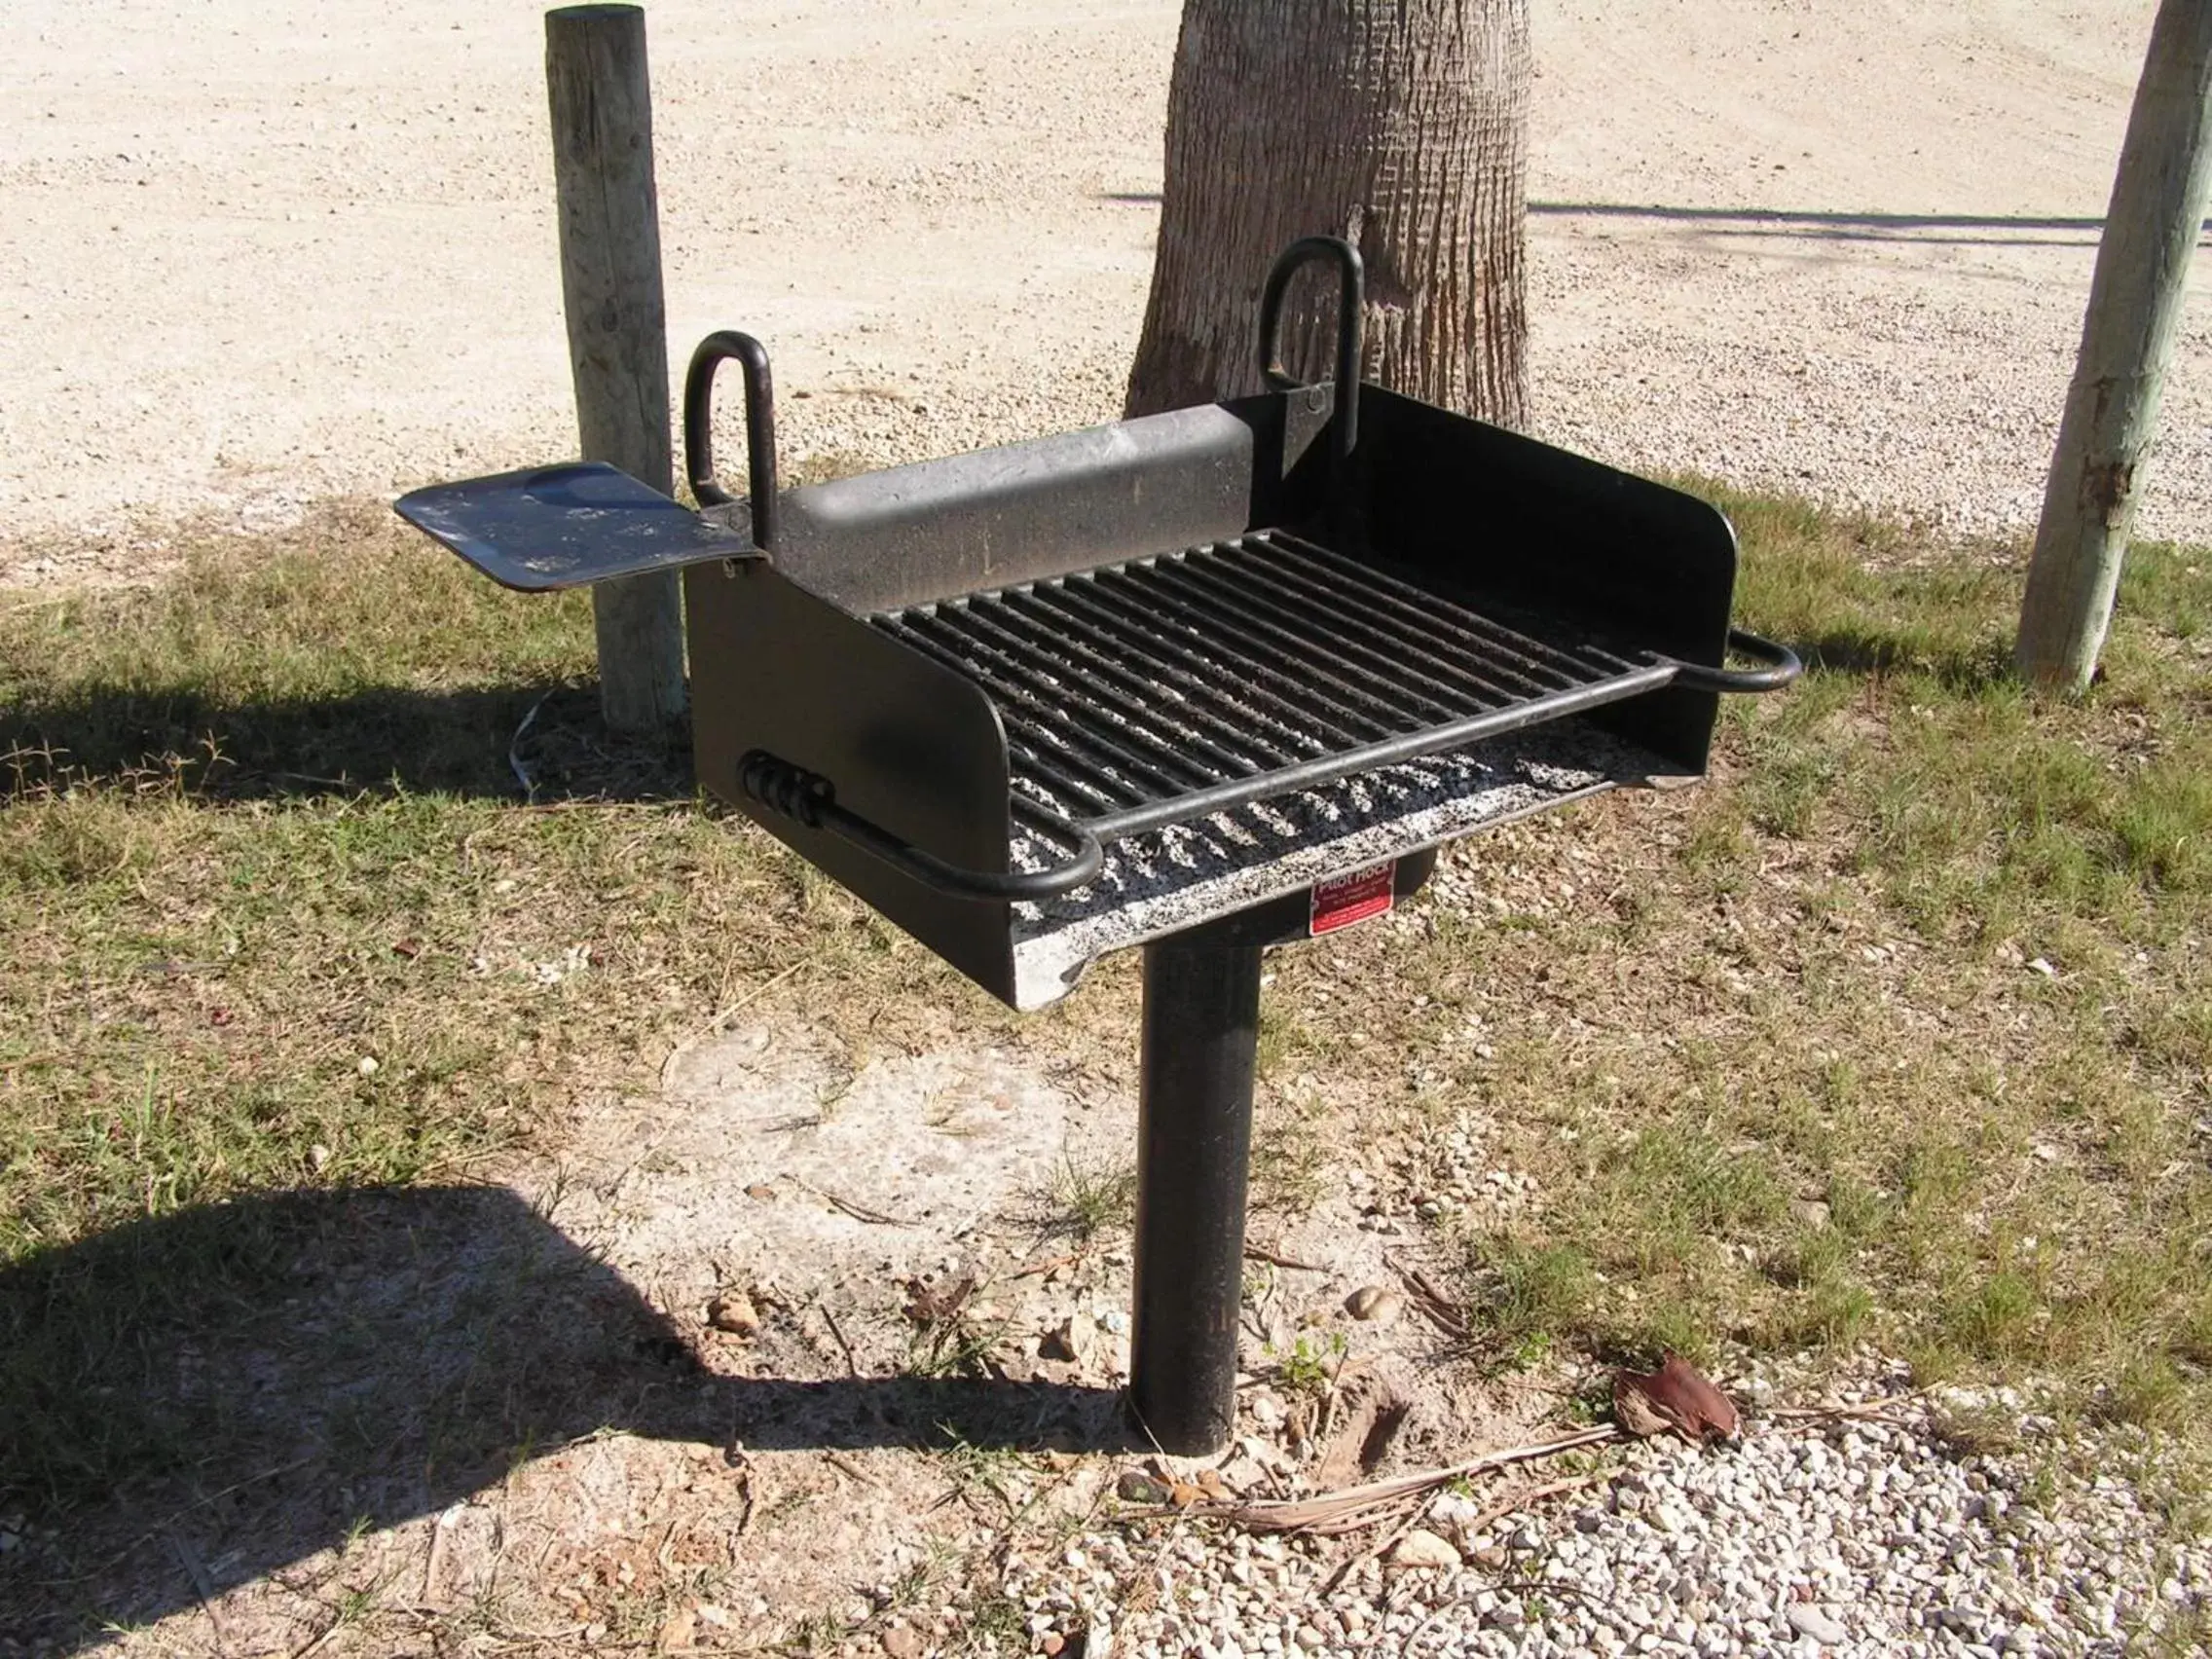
1788 1604 1850 1644
1385 1529 1460 1569
706 1292 759 1337
1344 1286 1402 1324
1118 1469 1170 1504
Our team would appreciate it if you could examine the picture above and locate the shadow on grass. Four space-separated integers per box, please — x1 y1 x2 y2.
0 682 690 804
1790 629 2014 691
0 1187 1134 1649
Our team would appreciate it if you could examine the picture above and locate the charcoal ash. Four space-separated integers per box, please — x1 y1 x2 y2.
1007 719 1662 1011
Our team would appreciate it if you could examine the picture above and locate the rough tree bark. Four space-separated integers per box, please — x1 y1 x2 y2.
1126 0 1530 424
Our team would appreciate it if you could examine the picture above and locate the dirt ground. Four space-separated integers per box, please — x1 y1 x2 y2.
2 0 2206 587
1 938 1567 1655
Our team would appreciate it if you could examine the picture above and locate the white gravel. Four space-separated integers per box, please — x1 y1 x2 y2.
4 1 2207 587
1523 0 2212 545
993 1376 2209 1659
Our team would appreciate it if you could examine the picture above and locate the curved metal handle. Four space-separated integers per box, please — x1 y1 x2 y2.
1257 235 1365 466
738 751 1103 903
1657 628 1803 694
682 330 780 547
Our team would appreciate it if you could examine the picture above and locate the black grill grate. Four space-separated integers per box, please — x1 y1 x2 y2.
871 530 1674 850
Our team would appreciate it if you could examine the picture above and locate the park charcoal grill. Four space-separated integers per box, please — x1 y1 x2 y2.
397 237 1796 1453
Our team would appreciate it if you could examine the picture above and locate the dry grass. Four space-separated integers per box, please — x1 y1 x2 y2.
0 505 1043 1518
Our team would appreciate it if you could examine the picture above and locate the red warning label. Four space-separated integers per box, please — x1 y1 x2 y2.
1309 861 1396 937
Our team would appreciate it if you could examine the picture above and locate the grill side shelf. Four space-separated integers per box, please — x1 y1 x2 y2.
394 461 759 590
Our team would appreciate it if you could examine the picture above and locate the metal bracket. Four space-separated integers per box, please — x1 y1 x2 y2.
683 330 780 549
737 750 1103 902
1258 234 1365 472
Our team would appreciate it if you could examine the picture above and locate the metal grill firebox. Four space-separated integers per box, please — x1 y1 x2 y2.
398 238 1796 1453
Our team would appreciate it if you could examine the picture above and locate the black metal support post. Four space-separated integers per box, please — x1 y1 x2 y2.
1127 931 1265 1456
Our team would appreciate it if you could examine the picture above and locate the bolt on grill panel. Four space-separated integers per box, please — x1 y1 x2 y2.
869 529 1677 851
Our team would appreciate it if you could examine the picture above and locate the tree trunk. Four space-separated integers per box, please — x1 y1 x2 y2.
547 4 688 734
1126 0 1530 424
2015 0 2212 693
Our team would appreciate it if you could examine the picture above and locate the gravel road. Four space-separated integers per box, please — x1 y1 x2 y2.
2 0 2206 587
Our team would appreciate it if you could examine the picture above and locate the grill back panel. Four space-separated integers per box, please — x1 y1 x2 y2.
1352 387 1737 774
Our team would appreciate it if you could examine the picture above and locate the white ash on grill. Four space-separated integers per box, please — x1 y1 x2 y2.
1006 718 1668 1010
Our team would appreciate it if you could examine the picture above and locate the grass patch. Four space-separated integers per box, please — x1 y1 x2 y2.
1381 490 2212 1468
1457 1235 1597 1368
5 486 2210 1547
1036 1151 1137 1244
0 505 1030 1518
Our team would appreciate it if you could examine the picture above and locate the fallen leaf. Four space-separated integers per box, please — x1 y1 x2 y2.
1612 1382 1675 1440
902 1273 975 1329
1613 1352 1738 1443
1186 1426 1619 1535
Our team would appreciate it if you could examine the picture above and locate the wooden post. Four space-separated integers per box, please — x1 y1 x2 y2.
546 3 686 731
2016 0 2212 692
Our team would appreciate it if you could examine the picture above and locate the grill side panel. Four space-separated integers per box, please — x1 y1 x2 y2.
1349 386 1738 775
684 559 1020 1004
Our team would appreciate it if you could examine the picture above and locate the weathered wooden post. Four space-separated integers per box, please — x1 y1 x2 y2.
545 3 686 731
2016 0 2212 692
